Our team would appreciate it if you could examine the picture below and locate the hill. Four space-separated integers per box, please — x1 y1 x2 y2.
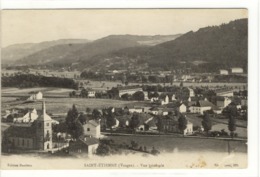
2 39 90 65
5 35 180 66
86 18 248 72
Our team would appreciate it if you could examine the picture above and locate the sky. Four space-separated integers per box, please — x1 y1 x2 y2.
1 9 247 47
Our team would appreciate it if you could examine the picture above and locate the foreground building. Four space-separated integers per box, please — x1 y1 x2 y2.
3 101 56 151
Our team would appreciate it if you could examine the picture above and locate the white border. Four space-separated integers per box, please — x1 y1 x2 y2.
0 0 259 177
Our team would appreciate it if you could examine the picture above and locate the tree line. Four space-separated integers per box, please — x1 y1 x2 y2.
2 74 78 89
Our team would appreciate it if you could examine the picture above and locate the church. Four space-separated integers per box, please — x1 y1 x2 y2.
3 101 55 151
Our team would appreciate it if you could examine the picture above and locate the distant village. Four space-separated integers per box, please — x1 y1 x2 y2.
1 74 248 157
2 66 246 84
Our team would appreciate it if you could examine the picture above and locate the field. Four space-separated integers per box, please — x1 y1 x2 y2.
79 80 247 90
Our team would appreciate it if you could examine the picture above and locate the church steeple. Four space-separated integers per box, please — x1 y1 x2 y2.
42 100 46 115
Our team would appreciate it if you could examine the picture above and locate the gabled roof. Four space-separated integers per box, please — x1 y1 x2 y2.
87 120 99 127
4 125 36 138
193 100 218 110
79 136 99 146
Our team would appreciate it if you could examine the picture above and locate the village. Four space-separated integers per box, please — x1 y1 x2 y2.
1 72 248 157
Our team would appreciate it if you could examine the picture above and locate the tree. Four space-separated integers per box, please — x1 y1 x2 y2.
178 114 187 136
65 104 78 125
96 143 111 156
156 116 164 134
121 93 130 100
65 105 83 139
130 113 140 132
132 91 145 101
180 81 184 88
106 112 117 130
92 109 102 120
80 88 88 98
201 112 212 135
228 116 236 138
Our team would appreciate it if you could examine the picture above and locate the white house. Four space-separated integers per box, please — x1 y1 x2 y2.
188 88 195 97
27 91 43 101
87 89 96 98
83 120 101 138
171 94 176 101
13 108 38 123
231 67 243 74
184 121 193 135
128 107 144 113
160 95 169 105
178 103 187 113
149 107 159 115
189 100 218 115
111 118 120 129
220 70 229 75
216 97 232 108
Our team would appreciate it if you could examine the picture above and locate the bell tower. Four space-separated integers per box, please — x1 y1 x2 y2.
36 101 53 150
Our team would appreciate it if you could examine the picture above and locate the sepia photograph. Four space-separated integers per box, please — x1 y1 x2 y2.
1 9 249 169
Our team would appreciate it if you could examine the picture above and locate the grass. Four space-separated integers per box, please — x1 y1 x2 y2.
106 135 247 153
1 97 146 114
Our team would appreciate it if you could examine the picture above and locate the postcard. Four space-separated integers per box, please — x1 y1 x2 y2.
1 9 249 170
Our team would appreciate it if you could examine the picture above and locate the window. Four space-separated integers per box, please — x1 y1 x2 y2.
27 140 29 147
38 122 41 128
46 123 49 126
22 139 24 146
87 128 90 131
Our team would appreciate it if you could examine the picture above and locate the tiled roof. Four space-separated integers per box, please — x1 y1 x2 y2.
4 125 36 138
79 136 99 145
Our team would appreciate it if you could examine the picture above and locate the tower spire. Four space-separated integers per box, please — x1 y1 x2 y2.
42 100 46 115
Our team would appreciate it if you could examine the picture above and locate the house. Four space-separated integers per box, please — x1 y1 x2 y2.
69 136 99 156
149 107 159 115
188 88 195 97
13 108 38 123
220 69 229 75
189 100 218 115
143 91 149 100
184 121 193 135
231 67 243 74
216 97 232 109
125 106 144 113
111 118 120 129
117 86 143 97
171 94 176 101
215 88 234 97
3 101 55 151
144 117 157 131
178 103 187 113
83 120 101 138
27 91 43 101
160 116 179 133
160 95 169 105
87 88 96 98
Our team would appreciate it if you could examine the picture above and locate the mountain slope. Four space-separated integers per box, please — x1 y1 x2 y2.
2 39 90 65
11 35 181 66
86 18 248 71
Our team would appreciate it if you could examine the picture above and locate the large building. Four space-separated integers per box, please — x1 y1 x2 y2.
3 101 56 151
117 86 143 97
189 100 218 115
215 88 234 97
231 67 243 74
219 69 229 75
216 97 232 108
